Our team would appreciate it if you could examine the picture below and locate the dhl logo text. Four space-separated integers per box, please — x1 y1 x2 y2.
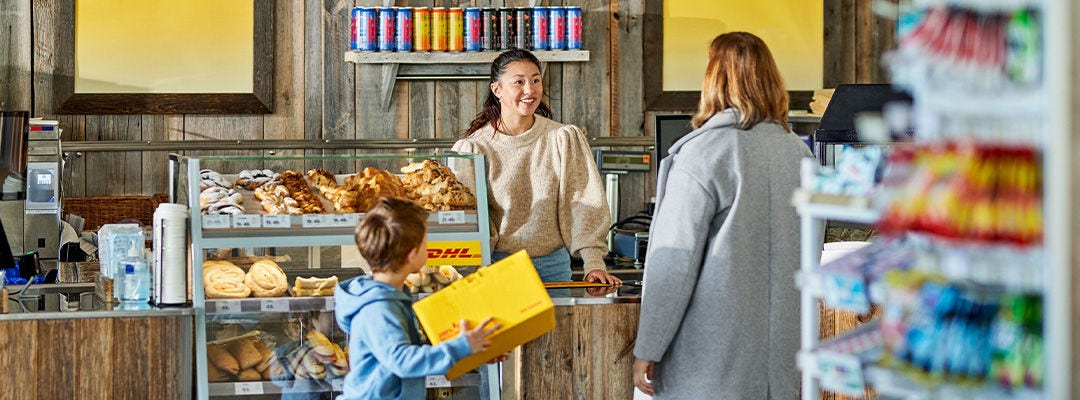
427 248 483 259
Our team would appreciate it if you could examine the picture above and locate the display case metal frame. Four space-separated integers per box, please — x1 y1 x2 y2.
170 152 497 400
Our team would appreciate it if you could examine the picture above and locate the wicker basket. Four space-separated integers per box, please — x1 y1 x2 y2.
64 193 169 231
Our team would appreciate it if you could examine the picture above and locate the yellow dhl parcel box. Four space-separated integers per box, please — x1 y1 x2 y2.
413 250 555 379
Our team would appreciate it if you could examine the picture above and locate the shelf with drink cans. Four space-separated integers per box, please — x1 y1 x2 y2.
345 6 590 110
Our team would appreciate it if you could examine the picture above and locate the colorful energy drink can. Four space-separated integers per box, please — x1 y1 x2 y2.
396 7 413 52
378 7 396 52
514 8 531 49
482 8 498 51
531 7 549 50
498 8 515 50
464 8 482 52
352 7 378 51
414 7 431 51
448 8 464 51
567 6 582 49
549 7 566 50
432 8 448 51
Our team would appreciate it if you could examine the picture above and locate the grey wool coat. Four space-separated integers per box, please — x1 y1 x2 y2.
633 109 811 399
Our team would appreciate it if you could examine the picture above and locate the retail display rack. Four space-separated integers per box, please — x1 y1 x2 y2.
795 0 1066 398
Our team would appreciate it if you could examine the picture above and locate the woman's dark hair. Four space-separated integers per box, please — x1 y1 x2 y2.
463 49 554 137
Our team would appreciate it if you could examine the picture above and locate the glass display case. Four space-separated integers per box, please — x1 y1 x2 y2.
169 153 495 400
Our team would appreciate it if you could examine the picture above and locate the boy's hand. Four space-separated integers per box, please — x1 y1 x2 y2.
462 317 502 354
488 352 511 363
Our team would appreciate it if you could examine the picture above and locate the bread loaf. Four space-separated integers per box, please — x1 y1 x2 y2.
244 260 289 298
207 344 240 375
203 260 250 299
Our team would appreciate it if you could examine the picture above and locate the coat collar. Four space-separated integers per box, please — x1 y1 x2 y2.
667 109 739 155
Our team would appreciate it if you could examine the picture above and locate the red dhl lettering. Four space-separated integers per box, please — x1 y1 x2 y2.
427 248 483 259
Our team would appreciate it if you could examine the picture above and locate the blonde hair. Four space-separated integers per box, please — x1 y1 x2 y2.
691 32 789 130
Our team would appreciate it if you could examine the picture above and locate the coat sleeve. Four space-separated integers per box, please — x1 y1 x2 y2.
555 126 611 272
632 166 719 362
354 301 473 378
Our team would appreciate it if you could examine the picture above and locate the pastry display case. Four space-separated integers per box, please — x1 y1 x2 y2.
169 152 495 400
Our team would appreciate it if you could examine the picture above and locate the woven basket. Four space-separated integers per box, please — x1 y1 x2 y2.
64 193 169 231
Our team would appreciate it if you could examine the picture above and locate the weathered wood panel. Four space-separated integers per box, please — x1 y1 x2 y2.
562 0 610 138
84 116 142 196
264 0 307 174
512 303 639 400
0 320 38 399
0 0 32 111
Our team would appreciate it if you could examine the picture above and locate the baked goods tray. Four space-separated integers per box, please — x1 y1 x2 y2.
199 210 479 235
206 297 335 315
206 372 481 396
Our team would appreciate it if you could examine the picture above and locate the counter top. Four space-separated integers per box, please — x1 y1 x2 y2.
2 283 194 321
549 285 641 306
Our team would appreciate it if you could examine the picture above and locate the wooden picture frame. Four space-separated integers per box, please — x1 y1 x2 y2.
56 1 274 115
643 1 814 112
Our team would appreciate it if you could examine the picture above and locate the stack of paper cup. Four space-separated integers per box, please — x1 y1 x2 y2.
153 203 189 306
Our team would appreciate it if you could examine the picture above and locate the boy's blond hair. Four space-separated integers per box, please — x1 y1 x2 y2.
354 197 430 273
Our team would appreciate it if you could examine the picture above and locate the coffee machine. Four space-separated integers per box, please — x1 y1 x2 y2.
0 111 62 273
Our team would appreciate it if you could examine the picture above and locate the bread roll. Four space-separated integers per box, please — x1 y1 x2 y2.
237 368 262 382
207 357 233 382
207 344 240 375
227 338 263 370
203 261 250 299
244 260 289 298
290 287 335 297
294 276 339 290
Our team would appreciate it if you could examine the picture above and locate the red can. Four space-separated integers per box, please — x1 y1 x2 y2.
396 7 413 52
377 7 396 52
464 8 482 52
448 8 464 52
414 7 431 51
432 8 448 51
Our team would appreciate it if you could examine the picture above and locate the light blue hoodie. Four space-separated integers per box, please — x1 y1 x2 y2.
335 276 472 400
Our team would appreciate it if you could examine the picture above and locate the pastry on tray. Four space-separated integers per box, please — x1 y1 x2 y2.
291 276 338 297
244 260 289 298
203 260 251 299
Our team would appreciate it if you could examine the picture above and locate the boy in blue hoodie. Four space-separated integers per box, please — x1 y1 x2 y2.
335 197 501 400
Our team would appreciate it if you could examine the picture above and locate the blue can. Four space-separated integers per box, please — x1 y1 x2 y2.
549 7 566 50
353 7 378 51
567 6 582 49
464 8 482 51
378 7 396 52
396 7 413 51
531 7 549 50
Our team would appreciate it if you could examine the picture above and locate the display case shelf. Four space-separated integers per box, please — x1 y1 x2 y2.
207 372 482 396
792 189 882 225
866 366 1043 400
206 297 335 315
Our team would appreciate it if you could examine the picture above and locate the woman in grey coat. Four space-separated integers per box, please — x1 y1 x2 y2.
632 32 812 399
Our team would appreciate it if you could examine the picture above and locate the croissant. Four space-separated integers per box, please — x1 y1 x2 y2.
244 260 289 298
203 261 250 299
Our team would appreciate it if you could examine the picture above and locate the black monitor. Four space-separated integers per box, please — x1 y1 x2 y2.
653 114 695 160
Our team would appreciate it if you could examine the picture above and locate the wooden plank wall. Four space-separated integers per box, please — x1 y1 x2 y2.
0 0 890 222
0 316 191 400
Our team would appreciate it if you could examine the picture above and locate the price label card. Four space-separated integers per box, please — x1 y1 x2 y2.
302 214 330 228
425 375 452 388
331 380 343 391
438 211 466 225
324 297 335 310
202 215 231 229
234 382 264 395
232 214 262 229
262 214 292 228
214 301 241 314
816 352 865 397
260 299 291 312
329 213 359 227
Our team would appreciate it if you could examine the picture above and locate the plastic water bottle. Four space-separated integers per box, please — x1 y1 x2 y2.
118 245 150 304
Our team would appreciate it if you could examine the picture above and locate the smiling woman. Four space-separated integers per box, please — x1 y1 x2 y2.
58 0 273 114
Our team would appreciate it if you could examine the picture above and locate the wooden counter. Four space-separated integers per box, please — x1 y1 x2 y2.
503 292 641 400
0 310 193 399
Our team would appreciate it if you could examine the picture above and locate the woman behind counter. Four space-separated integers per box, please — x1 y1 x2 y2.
452 49 620 285
632 32 811 398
